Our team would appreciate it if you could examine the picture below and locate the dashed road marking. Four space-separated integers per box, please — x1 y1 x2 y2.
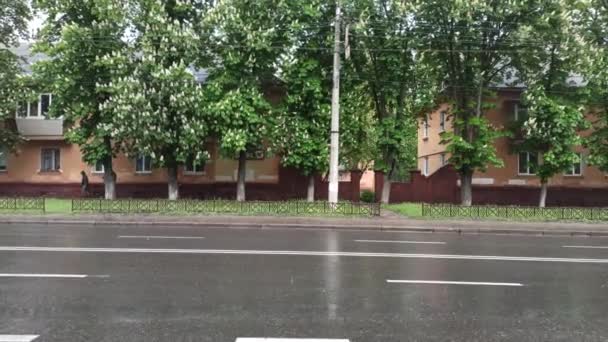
118 235 206 240
387 280 523 287
0 274 107 279
0 335 40 342
355 239 445 245
236 339 349 342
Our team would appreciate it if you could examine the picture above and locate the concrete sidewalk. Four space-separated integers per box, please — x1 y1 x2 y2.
0 213 607 236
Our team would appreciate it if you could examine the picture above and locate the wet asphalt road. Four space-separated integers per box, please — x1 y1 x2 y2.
1 223 608 342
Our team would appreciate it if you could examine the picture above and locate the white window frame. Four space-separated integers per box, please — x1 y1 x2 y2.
518 152 537 176
184 158 205 175
92 160 105 174
423 156 429 176
514 103 528 121
439 112 446 132
39 93 52 117
0 149 7 172
40 147 61 172
135 154 152 174
565 153 583 176
16 94 52 119
423 114 430 139
440 153 447 166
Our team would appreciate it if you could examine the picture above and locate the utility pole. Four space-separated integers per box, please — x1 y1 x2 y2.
328 0 341 204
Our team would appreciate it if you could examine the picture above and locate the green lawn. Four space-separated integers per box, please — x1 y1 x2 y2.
44 198 73 213
384 202 608 222
384 203 423 217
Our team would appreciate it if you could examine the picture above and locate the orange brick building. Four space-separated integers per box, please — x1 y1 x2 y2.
418 89 608 188
0 45 373 199
1 101 373 199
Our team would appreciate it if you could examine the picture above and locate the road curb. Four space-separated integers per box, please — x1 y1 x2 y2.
1 216 607 237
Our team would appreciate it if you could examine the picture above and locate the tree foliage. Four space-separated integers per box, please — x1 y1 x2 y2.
201 0 301 159
110 0 209 169
275 58 331 177
515 0 589 184
34 0 129 167
0 0 31 149
580 0 608 172
521 88 587 183
272 1 333 178
417 0 551 205
345 0 439 202
340 82 378 171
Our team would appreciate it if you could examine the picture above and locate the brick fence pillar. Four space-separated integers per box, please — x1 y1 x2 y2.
374 170 385 203
350 170 363 202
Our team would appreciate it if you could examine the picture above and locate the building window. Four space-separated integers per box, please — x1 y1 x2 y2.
184 156 205 174
439 112 446 132
16 94 52 118
0 149 7 171
423 157 429 176
135 154 152 173
518 152 538 175
440 153 447 166
514 103 528 121
16 101 28 117
565 153 583 176
93 160 105 174
40 94 52 117
423 114 430 139
40 148 61 172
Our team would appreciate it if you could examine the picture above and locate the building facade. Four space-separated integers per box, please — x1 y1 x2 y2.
418 89 608 188
0 94 284 197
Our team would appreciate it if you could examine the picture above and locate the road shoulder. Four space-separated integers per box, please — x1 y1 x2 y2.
0 213 606 236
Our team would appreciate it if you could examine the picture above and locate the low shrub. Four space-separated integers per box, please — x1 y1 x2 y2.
360 190 375 203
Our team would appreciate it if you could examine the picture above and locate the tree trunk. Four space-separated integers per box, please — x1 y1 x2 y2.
306 174 315 202
103 157 116 200
102 137 116 200
460 170 473 206
236 150 247 202
167 165 179 201
539 180 548 208
381 177 391 204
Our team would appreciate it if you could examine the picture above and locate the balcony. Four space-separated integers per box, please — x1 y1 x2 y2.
15 118 64 140
15 94 64 140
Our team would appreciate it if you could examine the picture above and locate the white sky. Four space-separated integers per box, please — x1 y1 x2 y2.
27 14 46 40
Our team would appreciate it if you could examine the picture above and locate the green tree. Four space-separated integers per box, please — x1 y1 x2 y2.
274 58 331 202
345 0 439 204
200 0 301 201
580 0 608 172
109 0 209 200
520 89 587 207
271 2 333 202
340 82 378 175
34 0 128 199
515 0 589 207
0 0 31 150
418 0 547 206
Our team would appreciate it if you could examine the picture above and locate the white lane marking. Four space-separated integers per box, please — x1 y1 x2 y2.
387 280 523 287
118 235 206 240
355 239 445 245
563 245 608 249
0 335 39 342
2 246 608 264
0 274 92 279
236 339 349 342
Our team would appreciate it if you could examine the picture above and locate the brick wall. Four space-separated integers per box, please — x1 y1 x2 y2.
377 166 608 207
0 166 363 201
